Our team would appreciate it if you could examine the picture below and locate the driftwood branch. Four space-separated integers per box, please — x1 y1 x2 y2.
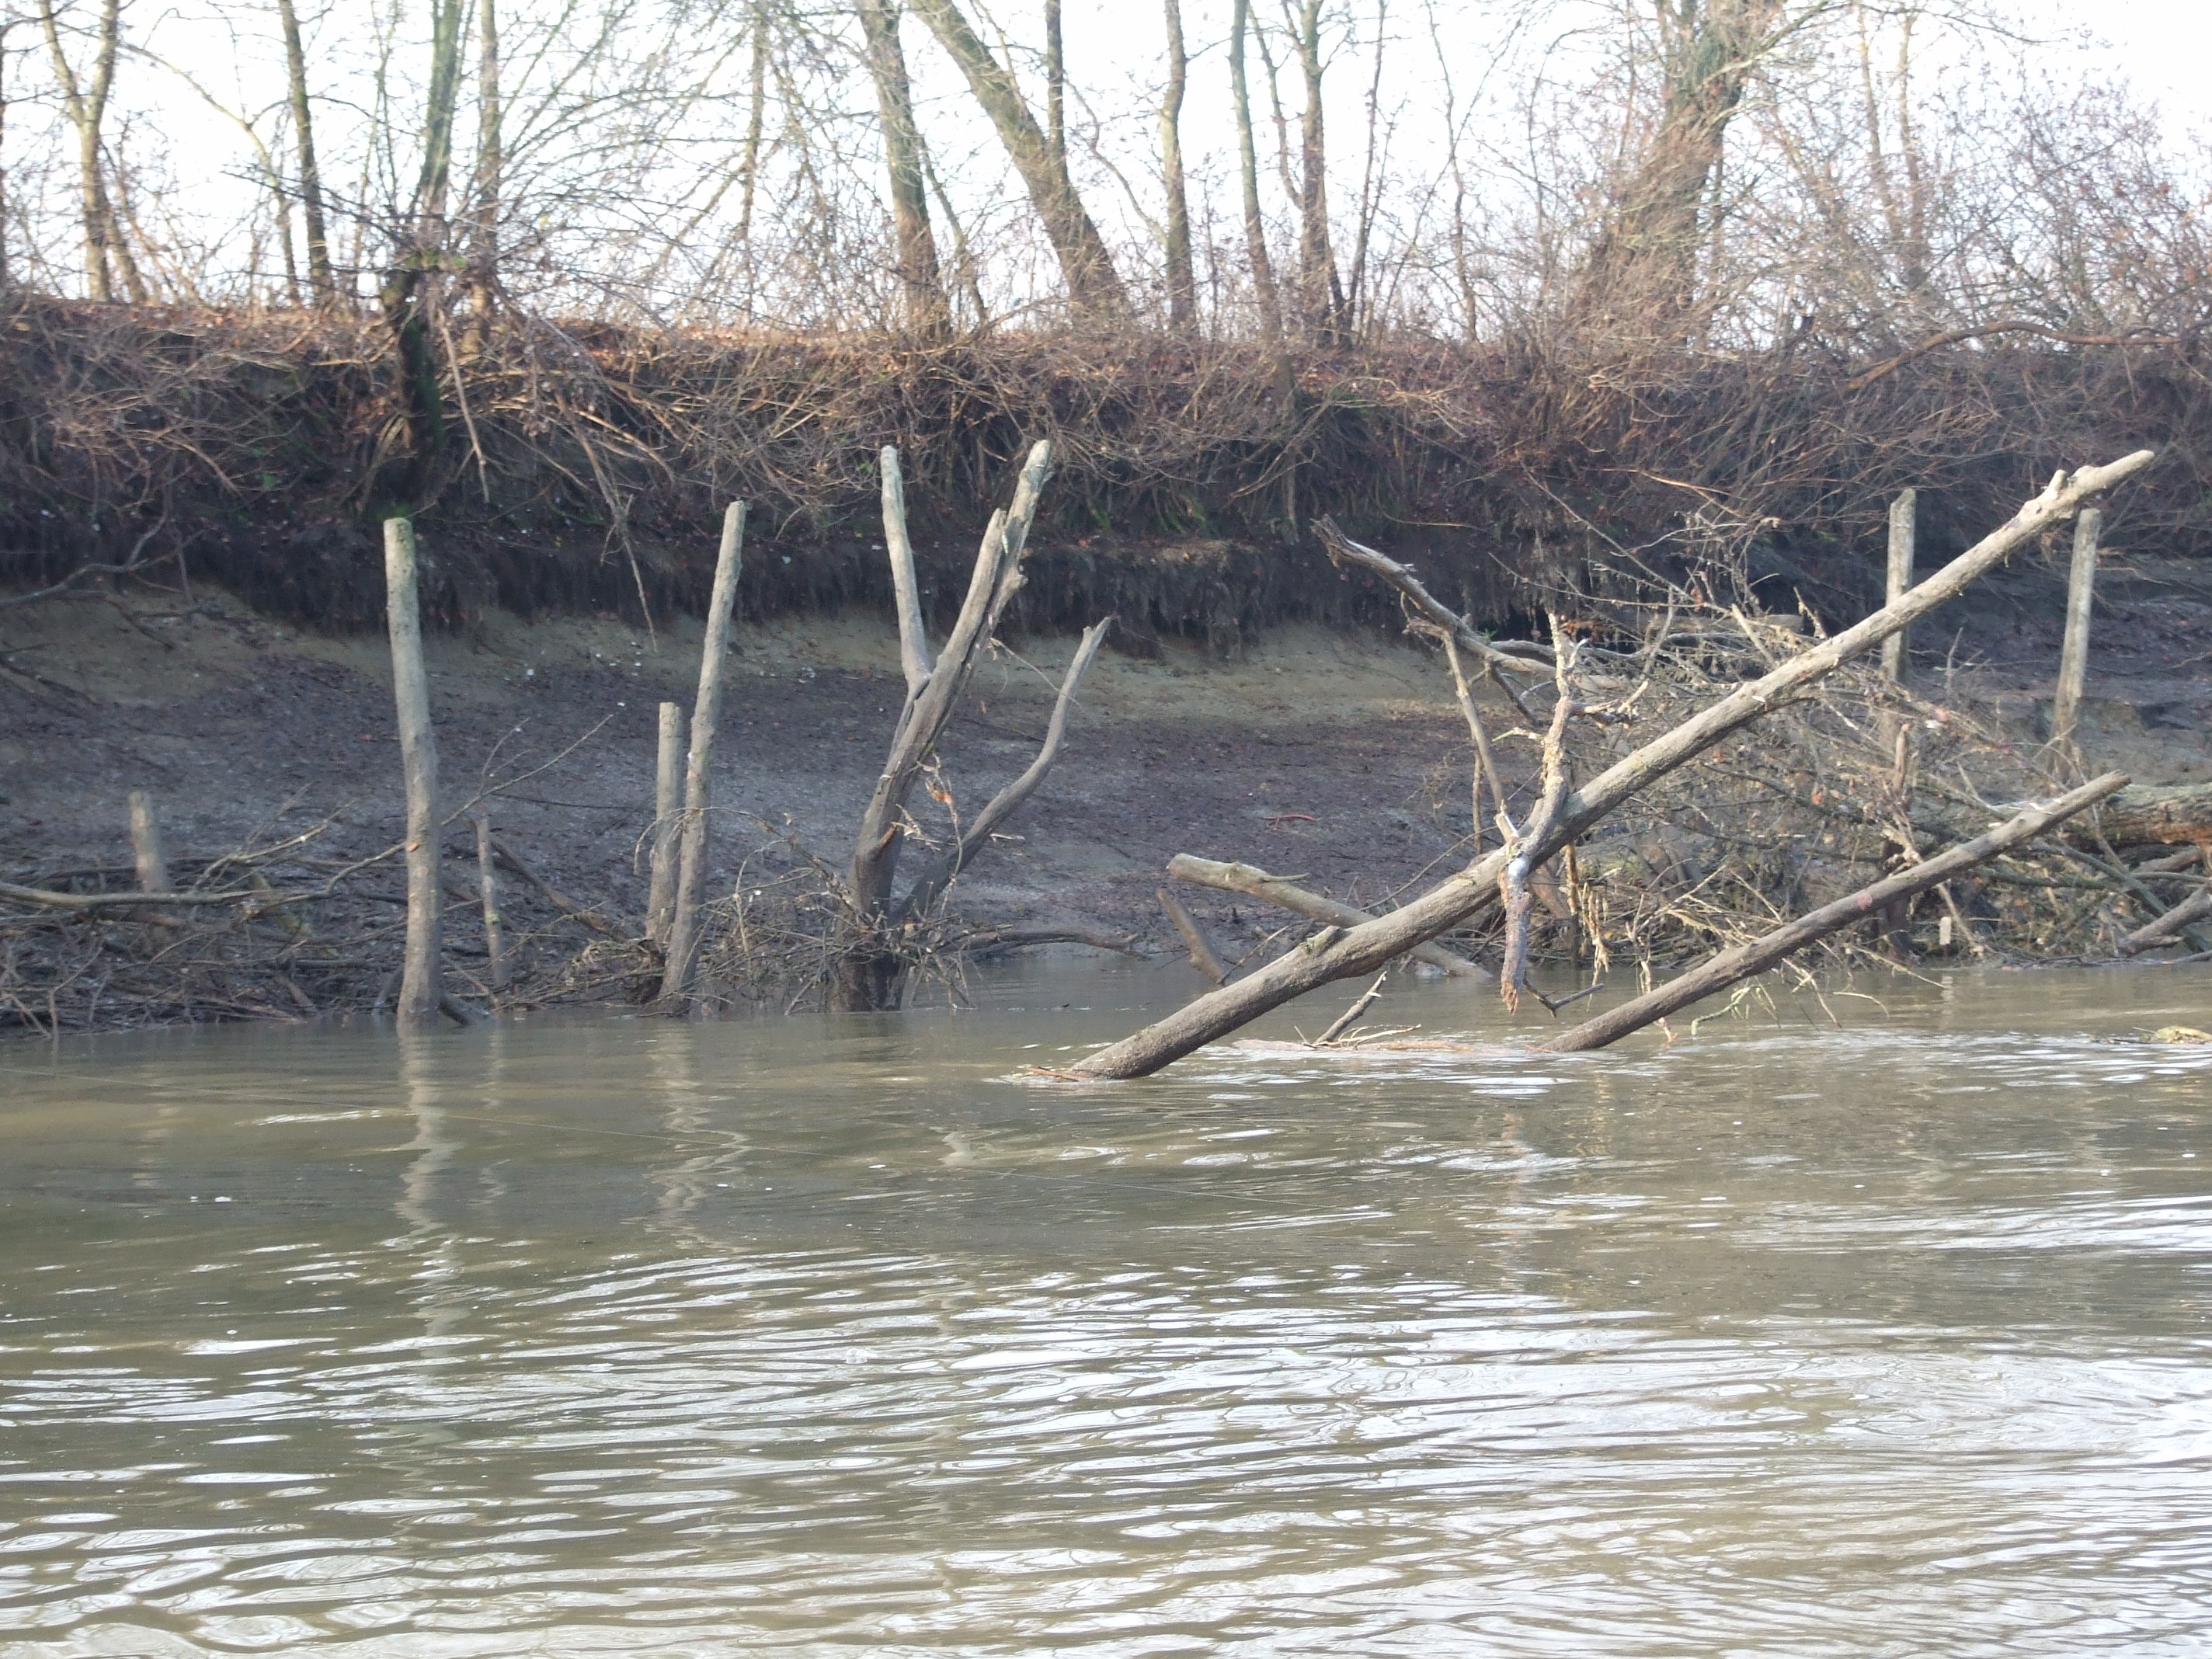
892 616 1111 921
1168 855 1483 978
0 878 323 912
1541 773 2129 1052
1069 450 2157 1079
1314 516 1553 674
1160 887 1229 983
2118 887 2212 957
962 923 1143 957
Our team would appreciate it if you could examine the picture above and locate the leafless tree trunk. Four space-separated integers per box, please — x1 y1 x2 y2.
377 0 465 506
461 0 501 356
1285 0 1341 339
38 0 141 302
858 0 951 336
1044 0 1067 191
907 0 1129 318
276 0 334 307
1575 0 1788 325
1229 0 1283 340
1160 0 1195 329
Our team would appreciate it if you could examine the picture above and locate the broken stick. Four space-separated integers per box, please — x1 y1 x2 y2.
1167 855 1483 978
1539 772 2128 1052
1159 888 1229 983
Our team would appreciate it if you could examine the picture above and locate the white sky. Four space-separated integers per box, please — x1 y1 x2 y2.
2031 0 2212 134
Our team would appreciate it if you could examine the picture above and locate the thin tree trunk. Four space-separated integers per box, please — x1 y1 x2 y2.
857 0 951 336
276 0 334 306
39 0 119 301
1229 0 1283 341
1069 451 2156 1078
661 503 746 1005
738 5 767 251
384 516 443 1031
1160 0 1194 329
907 0 1129 318
1044 0 1066 190
1287 0 1339 338
1881 488 1916 682
461 0 501 356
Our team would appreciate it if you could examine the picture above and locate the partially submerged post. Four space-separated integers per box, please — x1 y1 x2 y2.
1159 888 1229 983
1881 489 1916 683
384 516 443 1031
646 701 684 944
2051 507 2100 749
127 790 169 895
661 502 746 1005
473 809 506 993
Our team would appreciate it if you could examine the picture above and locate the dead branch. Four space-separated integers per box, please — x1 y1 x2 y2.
1167 854 1483 977
1159 887 1229 983
1541 773 2130 1052
1069 450 2156 1079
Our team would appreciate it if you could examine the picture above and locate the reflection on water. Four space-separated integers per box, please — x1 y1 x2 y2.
1 964 2209 1655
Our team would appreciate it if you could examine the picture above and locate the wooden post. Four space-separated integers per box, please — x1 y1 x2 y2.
662 502 746 1003
127 790 169 894
473 809 506 993
646 700 683 944
2052 507 2099 749
1159 888 1229 984
384 516 443 1031
1881 489 1916 683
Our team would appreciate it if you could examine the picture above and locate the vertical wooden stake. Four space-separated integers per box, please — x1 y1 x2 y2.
881 447 933 697
662 502 746 1004
1880 488 1916 683
474 809 506 993
384 516 443 1031
127 790 169 894
2052 506 2099 750
646 700 684 944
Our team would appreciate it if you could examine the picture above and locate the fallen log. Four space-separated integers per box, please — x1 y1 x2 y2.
1069 450 2155 1080
2118 887 2212 957
1159 862 1486 982
1167 854 1484 978
0 879 322 912
1539 773 2129 1052
2069 781 2212 849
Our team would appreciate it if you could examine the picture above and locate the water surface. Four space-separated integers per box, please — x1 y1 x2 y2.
2 965 2210 1655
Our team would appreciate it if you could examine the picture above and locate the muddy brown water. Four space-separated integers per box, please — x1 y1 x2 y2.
1 964 2209 1656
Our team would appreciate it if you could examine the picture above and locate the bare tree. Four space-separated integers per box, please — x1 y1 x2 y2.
37 0 143 301
275 0 334 307
460 0 500 353
1283 0 1342 338
1575 0 1792 325
1160 0 1194 328
858 0 949 335
906 0 1129 318
1229 0 1282 339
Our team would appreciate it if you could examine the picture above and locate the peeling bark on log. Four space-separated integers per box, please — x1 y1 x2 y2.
2074 782 2212 849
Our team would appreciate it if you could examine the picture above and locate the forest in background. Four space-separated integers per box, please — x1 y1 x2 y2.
1 0 2209 638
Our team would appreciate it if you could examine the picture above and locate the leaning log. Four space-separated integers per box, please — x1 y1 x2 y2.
2070 781 2212 849
1540 773 2128 1052
1069 451 2155 1080
2118 887 2212 957
1167 854 1483 978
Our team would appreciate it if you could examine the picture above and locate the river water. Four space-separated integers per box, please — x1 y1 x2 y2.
1 963 2209 1656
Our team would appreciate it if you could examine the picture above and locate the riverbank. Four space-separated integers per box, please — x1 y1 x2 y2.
5 558 2210 1035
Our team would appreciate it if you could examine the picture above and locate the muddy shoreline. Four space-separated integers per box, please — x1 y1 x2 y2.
5 566 2210 1036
